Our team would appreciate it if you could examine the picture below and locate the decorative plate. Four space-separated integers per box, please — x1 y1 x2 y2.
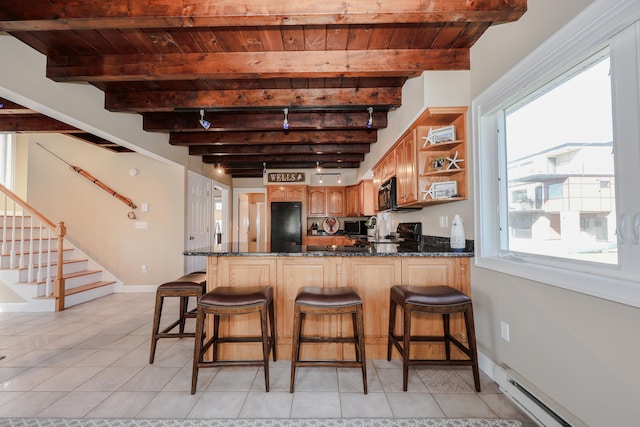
322 217 340 234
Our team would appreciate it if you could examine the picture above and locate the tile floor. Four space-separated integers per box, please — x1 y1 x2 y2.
0 293 536 425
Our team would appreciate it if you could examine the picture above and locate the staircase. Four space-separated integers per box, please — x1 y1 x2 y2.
1 186 119 312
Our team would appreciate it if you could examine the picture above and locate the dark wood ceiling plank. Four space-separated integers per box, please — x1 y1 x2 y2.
143 110 388 132
0 1 527 30
0 115 79 132
170 130 377 145
216 162 361 169
106 87 401 112
47 49 470 82
189 143 370 155
205 153 365 164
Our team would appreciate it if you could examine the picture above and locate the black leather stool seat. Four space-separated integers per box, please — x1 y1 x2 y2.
391 285 472 306
388 285 480 392
294 286 362 307
149 272 207 364
191 286 276 394
290 286 367 394
199 286 273 306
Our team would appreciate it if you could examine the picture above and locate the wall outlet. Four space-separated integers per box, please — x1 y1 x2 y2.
500 321 510 342
141 265 148 274
135 221 148 229
439 215 449 228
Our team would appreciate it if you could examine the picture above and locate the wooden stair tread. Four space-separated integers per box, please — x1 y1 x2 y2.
17 259 88 271
23 269 103 285
65 280 116 296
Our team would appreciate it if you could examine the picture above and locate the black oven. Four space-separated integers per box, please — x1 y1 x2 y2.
344 220 366 235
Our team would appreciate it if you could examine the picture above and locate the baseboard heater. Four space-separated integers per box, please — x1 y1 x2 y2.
494 364 587 427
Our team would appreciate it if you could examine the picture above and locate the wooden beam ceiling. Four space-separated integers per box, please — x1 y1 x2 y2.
0 1 527 176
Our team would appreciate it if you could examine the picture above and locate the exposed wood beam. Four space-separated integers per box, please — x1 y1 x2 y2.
0 115 79 132
170 130 377 145
204 153 365 164
47 49 469 82
188 143 371 155
0 98 35 115
105 87 402 112
218 162 360 170
144 111 388 132
0 1 527 31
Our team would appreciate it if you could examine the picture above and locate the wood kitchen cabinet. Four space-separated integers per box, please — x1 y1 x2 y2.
307 186 345 217
267 185 306 202
346 180 374 216
396 129 418 206
306 235 354 246
346 184 359 216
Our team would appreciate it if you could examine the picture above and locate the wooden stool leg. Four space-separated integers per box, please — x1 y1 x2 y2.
464 305 481 392
402 304 411 392
289 305 303 393
149 293 164 364
387 297 397 361
356 304 368 394
260 305 270 392
443 313 451 360
191 306 205 394
269 298 277 361
179 296 188 334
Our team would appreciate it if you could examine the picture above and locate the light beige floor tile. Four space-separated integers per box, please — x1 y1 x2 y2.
0 366 29 383
2 349 58 366
291 367 338 392
337 366 383 393
433 393 498 418
207 366 258 392
0 366 61 391
480 393 533 423
416 368 475 393
119 366 181 391
37 348 98 367
340 392 394 418
36 391 111 418
107 333 149 350
163 364 217 392
0 391 23 406
0 391 68 417
76 366 143 392
386 392 446 418
74 348 132 367
238 391 293 418
376 367 429 393
32 366 104 391
136 390 200 419
85 391 157 418
188 391 247 418
291 391 341 418
252 365 289 392
111 347 153 367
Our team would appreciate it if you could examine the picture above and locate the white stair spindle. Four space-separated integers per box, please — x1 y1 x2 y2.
45 228 52 296
10 199 16 268
27 216 35 283
19 209 26 268
37 222 44 283
2 193 8 254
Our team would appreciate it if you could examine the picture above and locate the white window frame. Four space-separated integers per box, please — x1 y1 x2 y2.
0 132 15 189
473 0 640 308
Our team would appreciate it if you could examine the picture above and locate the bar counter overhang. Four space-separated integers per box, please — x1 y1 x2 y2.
184 240 474 361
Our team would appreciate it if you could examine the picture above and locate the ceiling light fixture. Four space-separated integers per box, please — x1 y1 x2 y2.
316 161 321 172
283 108 289 130
216 164 224 174
316 172 341 184
319 176 323 184
366 107 373 129
337 174 342 184
263 162 267 175
199 109 211 129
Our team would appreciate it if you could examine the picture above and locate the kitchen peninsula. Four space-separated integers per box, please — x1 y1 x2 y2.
184 240 473 361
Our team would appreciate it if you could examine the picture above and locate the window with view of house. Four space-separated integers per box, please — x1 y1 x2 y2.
474 7 640 307
0 133 15 189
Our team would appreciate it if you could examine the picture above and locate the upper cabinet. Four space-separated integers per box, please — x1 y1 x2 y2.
268 185 306 202
308 186 345 217
346 180 374 217
372 106 467 209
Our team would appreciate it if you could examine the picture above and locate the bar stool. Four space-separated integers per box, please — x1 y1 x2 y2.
290 286 367 394
191 286 276 394
149 271 206 364
387 285 480 392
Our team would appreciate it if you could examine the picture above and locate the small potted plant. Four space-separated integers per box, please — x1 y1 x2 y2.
364 216 377 239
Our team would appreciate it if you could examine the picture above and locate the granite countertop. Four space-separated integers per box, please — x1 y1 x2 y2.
184 236 474 258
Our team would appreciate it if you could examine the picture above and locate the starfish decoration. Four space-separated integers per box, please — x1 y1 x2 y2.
422 128 435 147
421 184 435 200
446 151 464 170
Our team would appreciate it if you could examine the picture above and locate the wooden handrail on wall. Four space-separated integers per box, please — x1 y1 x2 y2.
1 183 67 311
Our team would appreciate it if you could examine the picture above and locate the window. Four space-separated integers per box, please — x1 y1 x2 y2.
474 2 640 308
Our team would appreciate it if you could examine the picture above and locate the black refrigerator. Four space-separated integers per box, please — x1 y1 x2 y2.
270 201 302 252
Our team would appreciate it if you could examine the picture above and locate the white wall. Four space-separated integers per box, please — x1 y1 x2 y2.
26 134 185 286
469 1 640 425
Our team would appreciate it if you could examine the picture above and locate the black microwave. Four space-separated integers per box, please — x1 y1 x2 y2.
378 177 420 212
344 220 366 235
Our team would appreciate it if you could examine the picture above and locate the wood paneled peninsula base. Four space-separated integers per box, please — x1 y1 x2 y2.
184 245 473 361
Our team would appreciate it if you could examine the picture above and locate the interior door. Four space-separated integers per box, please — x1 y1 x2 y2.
186 171 212 273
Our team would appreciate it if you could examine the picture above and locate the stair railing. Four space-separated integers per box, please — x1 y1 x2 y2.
1 183 67 311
